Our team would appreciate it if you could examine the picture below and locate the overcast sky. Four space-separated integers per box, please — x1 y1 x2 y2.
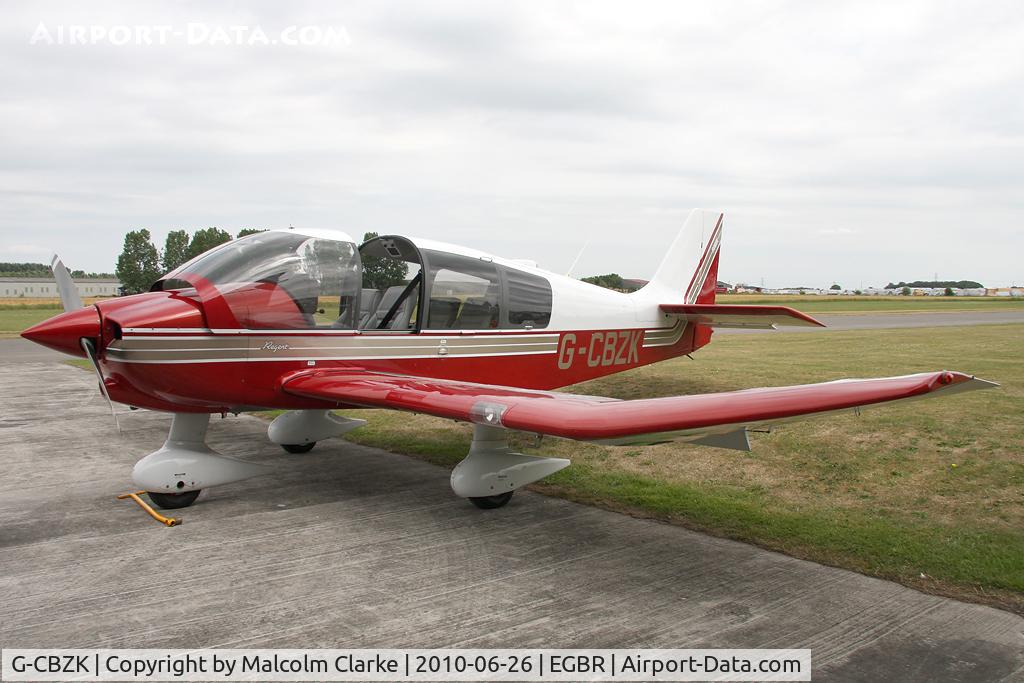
1 1 1021 288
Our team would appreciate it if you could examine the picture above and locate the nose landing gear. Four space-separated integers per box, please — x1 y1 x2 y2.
147 490 202 509
132 413 270 509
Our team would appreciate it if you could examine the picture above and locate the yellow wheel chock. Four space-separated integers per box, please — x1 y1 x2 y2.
117 491 182 527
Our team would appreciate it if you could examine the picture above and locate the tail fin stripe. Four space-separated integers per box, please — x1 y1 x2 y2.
684 214 723 304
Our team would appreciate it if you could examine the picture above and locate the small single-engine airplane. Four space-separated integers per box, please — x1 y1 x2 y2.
23 210 996 510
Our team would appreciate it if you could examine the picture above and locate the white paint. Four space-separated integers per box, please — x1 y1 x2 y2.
131 413 270 492
267 410 366 446
450 424 570 498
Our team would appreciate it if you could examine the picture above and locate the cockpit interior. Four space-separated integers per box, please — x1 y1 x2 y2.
154 229 553 333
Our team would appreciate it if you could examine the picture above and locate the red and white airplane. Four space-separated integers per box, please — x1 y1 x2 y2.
23 210 995 510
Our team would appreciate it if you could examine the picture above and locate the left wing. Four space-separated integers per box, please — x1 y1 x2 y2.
281 370 996 450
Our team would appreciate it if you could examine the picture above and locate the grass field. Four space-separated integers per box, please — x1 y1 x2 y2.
323 323 1024 613
0 307 62 338
0 299 108 338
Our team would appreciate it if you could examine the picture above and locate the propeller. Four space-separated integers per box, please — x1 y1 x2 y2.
81 338 121 434
49 253 121 434
50 254 83 312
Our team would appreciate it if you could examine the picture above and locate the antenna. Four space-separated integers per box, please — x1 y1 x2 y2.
566 240 591 278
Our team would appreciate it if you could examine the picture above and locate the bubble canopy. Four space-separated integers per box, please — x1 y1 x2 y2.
154 229 362 330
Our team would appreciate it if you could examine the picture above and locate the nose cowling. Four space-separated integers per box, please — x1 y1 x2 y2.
21 306 100 357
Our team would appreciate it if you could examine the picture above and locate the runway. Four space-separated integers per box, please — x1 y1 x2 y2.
0 362 1021 681
0 338 65 363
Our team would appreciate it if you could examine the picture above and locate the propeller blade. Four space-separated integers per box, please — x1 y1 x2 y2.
51 254 83 312
80 338 121 435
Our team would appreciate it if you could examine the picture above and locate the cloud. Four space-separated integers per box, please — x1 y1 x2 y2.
0 0 1022 287
0 243 51 258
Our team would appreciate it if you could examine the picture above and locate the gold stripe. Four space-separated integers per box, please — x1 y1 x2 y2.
643 321 686 348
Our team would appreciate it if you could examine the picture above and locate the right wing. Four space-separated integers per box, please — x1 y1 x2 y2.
281 369 996 450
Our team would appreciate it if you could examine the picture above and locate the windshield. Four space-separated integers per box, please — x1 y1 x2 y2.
158 231 362 329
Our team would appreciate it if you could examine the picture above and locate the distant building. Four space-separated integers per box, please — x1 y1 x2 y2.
986 287 1024 297
768 287 825 295
0 277 121 298
733 284 763 294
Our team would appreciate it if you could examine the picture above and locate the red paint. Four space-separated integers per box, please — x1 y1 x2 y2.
695 250 721 304
20 306 100 357
91 323 699 412
283 370 975 440
683 214 723 303
96 290 205 330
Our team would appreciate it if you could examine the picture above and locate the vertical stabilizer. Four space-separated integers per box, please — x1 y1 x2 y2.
644 209 723 304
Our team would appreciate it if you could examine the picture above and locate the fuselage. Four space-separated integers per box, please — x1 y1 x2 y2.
23 228 717 413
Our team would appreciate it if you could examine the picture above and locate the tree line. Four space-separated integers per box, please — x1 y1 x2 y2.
0 262 115 279
581 273 625 290
116 227 265 293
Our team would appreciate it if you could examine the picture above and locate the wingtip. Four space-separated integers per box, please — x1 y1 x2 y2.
938 371 999 392
777 305 826 327
969 376 1000 389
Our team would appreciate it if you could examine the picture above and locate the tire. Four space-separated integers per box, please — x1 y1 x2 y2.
147 490 201 510
469 491 514 509
282 442 316 454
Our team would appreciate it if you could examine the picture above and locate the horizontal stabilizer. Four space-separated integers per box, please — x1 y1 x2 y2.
660 304 825 329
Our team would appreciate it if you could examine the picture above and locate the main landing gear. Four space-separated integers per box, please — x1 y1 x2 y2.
132 413 569 512
268 410 366 455
451 424 570 510
469 492 515 509
281 442 316 454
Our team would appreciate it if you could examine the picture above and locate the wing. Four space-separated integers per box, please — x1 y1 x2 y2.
660 304 825 329
282 370 996 451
